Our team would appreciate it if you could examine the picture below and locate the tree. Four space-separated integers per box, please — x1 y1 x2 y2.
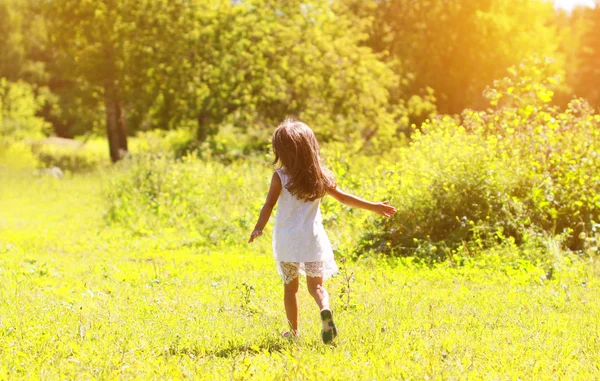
0 0 25 82
186 0 406 149
44 0 207 161
38 0 425 156
119 1 209 134
574 6 600 109
358 0 560 114
45 0 130 161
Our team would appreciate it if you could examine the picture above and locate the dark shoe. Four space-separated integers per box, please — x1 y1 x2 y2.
320 309 337 344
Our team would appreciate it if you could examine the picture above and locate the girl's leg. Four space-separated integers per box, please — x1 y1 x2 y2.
284 276 300 334
306 276 330 311
307 276 337 343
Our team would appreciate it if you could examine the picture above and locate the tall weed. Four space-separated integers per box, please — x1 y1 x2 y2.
104 153 271 246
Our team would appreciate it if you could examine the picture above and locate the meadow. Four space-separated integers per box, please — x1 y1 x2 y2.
3 0 600 378
1 161 599 380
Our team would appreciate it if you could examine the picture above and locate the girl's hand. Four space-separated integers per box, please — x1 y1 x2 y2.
372 201 397 218
248 229 263 243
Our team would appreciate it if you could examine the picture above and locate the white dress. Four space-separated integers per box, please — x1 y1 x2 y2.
272 169 338 283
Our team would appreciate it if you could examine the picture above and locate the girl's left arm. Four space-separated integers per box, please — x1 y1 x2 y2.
327 186 397 217
248 172 282 243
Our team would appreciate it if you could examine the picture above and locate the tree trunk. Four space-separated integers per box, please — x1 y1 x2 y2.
104 79 128 163
197 113 210 142
115 100 128 152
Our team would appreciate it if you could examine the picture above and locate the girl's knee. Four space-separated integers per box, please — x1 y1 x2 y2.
284 278 299 294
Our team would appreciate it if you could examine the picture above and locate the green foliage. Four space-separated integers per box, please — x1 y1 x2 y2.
0 0 61 136
0 140 39 169
573 6 600 109
0 0 24 81
29 138 108 172
363 57 600 258
4 0 600 157
104 153 271 244
199 124 272 163
194 0 402 148
554 7 589 107
133 124 272 164
358 118 524 259
39 0 411 157
0 78 49 140
362 0 560 113
133 128 198 158
0 0 48 82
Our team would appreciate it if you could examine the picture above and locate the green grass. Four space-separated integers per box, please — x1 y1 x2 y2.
1 170 599 380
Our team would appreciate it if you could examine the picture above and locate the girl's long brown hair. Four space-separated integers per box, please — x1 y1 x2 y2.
272 119 336 201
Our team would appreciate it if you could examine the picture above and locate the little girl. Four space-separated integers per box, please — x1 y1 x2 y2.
248 119 396 344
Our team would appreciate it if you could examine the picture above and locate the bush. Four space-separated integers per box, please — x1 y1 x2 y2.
0 78 49 141
133 128 197 158
133 126 272 164
0 140 39 169
360 57 600 258
104 153 271 245
476 57 600 251
29 138 107 172
358 119 526 260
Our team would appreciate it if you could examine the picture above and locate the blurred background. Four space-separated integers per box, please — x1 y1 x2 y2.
1 0 599 160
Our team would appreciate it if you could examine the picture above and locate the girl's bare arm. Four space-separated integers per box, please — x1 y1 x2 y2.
327 186 397 217
248 172 282 242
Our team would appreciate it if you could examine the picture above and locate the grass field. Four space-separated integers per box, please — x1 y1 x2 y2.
1 169 599 380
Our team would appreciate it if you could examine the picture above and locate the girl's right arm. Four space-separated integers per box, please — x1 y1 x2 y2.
248 172 282 243
327 186 397 217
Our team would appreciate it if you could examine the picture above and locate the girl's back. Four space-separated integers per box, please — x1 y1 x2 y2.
274 169 321 230
272 168 333 265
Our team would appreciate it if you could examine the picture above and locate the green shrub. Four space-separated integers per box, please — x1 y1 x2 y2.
0 137 108 173
30 138 107 172
0 140 39 169
133 125 272 164
104 153 271 245
0 78 49 141
133 128 196 158
360 57 600 258
475 57 600 251
357 119 526 260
